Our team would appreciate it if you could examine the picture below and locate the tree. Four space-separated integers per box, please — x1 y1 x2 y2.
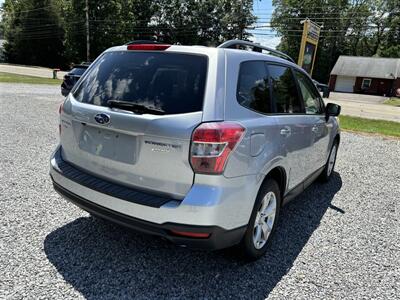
271 0 400 82
1 0 257 67
62 0 256 61
152 0 256 45
2 0 66 68
376 0 400 58
61 0 156 63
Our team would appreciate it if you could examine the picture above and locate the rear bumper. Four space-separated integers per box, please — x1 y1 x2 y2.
49 146 257 249
52 179 246 250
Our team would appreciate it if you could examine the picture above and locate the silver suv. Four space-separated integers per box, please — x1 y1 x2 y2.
50 40 340 260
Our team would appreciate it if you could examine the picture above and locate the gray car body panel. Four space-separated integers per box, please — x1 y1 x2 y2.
51 45 340 231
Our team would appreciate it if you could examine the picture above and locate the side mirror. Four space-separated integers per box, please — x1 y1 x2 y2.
325 103 341 121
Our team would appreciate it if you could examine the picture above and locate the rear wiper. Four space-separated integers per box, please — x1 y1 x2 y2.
107 100 165 115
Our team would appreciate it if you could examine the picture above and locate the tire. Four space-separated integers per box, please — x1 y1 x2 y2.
319 140 339 182
240 178 281 260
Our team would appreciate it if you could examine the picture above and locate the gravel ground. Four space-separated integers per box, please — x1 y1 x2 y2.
0 82 399 299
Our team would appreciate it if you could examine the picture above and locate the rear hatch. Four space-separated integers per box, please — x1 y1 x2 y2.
59 49 208 199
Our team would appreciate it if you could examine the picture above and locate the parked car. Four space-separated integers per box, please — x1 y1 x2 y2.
50 40 341 260
61 63 90 96
312 79 330 98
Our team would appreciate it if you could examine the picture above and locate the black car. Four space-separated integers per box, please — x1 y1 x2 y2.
61 63 90 96
312 79 330 98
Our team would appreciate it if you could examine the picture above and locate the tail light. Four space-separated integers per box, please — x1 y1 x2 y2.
127 44 170 51
190 122 245 175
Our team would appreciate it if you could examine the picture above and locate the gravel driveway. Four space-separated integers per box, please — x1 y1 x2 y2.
0 82 399 299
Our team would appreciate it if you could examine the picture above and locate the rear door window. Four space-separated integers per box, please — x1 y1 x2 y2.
267 64 303 114
73 51 208 115
237 61 272 114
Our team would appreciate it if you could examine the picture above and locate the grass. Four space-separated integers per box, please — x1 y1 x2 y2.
383 98 400 107
340 115 400 138
0 72 62 85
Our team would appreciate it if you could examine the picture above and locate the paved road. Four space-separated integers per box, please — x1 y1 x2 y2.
328 92 387 104
325 92 400 122
1 83 399 299
0 63 67 79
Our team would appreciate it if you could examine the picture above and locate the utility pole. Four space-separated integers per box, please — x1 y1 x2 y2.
239 0 243 39
85 0 90 62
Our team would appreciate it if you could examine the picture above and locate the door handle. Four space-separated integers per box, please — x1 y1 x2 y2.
280 127 291 136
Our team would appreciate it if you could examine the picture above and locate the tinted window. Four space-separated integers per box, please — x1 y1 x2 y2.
267 65 303 113
73 51 207 115
294 70 323 114
70 67 87 76
237 61 271 114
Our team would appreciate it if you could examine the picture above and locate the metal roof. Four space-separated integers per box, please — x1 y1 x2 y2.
330 55 400 79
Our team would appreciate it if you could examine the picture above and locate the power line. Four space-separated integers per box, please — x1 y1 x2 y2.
254 11 338 16
252 24 380 29
7 29 86 40
253 5 373 10
255 17 377 21
15 6 54 14
15 19 382 30
16 23 381 37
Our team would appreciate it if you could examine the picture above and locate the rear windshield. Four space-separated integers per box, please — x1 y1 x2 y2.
73 51 208 114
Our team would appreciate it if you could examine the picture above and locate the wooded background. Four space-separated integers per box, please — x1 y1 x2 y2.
271 0 400 82
1 0 399 82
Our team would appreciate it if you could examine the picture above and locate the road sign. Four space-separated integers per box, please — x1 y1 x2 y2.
298 19 321 76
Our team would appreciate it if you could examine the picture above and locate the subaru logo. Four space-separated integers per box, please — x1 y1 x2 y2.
94 113 110 125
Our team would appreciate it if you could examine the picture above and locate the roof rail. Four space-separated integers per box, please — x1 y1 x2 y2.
217 40 295 63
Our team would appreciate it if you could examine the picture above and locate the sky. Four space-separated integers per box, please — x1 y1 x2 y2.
0 0 280 48
249 0 281 49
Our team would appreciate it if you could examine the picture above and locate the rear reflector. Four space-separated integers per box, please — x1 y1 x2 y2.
190 122 245 175
170 230 210 238
127 44 170 51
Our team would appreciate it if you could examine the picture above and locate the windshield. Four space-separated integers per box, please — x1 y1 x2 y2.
72 51 208 115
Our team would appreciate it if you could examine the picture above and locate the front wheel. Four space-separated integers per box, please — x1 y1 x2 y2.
240 179 281 260
319 141 338 182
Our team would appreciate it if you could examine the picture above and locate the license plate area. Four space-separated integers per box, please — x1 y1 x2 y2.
78 124 136 164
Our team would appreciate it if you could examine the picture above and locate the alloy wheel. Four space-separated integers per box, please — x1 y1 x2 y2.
253 191 277 249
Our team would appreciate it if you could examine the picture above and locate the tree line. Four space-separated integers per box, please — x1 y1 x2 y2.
0 0 399 82
0 0 255 69
271 0 400 82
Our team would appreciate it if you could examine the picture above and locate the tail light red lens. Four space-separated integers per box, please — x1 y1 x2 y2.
127 44 170 51
190 122 245 175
